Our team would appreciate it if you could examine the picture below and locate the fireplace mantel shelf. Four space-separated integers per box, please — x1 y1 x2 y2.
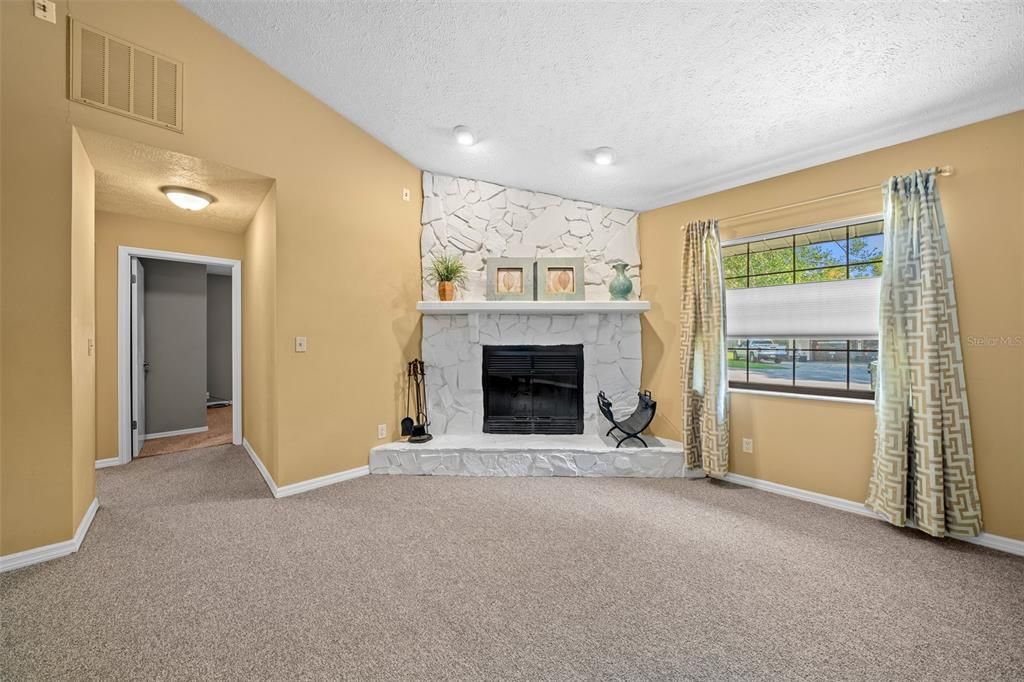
417 300 650 315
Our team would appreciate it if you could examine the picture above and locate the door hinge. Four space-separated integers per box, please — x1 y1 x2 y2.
132 420 137 430
131 274 137 284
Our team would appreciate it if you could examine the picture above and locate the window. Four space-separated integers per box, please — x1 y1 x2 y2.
723 220 882 289
723 217 882 399
728 338 878 399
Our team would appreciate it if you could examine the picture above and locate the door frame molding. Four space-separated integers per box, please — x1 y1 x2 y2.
117 246 242 465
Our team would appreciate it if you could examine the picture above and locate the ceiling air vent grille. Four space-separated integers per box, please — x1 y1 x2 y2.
69 19 183 132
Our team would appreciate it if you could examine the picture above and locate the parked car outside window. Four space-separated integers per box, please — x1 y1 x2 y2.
748 339 787 363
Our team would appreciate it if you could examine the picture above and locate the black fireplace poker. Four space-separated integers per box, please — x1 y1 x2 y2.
401 359 432 444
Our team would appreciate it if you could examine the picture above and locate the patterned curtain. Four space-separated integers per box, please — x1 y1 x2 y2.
866 169 982 538
680 219 729 477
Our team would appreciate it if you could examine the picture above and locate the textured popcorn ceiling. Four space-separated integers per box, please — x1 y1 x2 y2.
182 1 1024 210
78 129 274 233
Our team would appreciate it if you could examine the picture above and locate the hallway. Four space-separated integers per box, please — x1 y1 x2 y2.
139 406 232 458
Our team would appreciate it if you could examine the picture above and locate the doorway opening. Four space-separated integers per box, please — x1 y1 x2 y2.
118 247 241 464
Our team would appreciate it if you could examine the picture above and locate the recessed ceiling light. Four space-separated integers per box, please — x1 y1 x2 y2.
160 186 216 211
593 147 616 166
453 125 476 146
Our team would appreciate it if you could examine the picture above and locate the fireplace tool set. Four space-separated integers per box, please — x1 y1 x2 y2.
401 359 432 443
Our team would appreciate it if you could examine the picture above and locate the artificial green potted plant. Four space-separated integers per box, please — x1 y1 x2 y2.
427 254 468 302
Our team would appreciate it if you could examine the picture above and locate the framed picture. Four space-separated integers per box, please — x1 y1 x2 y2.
536 258 584 301
485 258 535 301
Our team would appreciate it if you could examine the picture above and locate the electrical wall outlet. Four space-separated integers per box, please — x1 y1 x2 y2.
34 0 57 23
742 438 754 454
294 336 307 352
377 423 387 439
402 188 411 202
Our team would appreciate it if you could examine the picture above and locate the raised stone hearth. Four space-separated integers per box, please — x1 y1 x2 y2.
370 434 684 478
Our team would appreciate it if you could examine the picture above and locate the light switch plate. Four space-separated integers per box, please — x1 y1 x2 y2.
402 188 411 202
34 0 56 23
295 336 307 352
742 438 753 454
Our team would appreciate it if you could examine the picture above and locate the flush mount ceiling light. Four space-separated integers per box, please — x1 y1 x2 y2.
593 147 616 166
452 125 476 146
160 186 216 211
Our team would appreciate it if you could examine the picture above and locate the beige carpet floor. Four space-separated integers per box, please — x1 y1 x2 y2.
138 405 232 457
2 445 1022 680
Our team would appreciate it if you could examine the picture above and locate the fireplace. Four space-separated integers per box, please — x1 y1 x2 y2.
482 345 584 435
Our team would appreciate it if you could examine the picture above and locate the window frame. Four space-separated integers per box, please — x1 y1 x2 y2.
722 214 883 400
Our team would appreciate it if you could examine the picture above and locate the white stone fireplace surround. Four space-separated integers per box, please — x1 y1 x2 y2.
421 304 646 435
419 172 640 302
418 171 647 436
370 172 683 478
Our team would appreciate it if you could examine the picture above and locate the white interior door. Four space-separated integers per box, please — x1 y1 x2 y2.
131 258 147 457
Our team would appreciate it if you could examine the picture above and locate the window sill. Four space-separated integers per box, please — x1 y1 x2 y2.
728 388 874 406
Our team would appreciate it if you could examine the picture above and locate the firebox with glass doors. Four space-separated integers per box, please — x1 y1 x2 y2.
482 345 584 434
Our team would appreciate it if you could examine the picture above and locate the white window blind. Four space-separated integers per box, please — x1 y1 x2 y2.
725 277 880 339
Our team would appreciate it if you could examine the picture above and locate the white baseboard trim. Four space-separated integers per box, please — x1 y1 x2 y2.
95 457 120 469
0 498 99 573
276 464 370 498
958 529 1024 556
722 472 1024 557
242 437 369 499
146 426 209 440
723 473 882 519
243 437 279 497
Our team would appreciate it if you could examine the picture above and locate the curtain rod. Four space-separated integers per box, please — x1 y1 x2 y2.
716 165 954 226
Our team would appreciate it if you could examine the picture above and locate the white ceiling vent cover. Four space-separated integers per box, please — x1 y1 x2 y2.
69 19 183 132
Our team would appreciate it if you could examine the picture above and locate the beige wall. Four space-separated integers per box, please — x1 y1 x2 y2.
640 112 1024 541
1 4 75 554
94 211 245 460
71 1 423 487
0 0 4 545
3 0 422 553
71 129 97 524
242 188 278 479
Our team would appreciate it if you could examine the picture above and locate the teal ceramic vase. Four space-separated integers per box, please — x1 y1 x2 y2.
608 263 633 300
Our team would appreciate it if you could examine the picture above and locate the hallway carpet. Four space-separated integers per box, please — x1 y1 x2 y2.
138 405 232 457
2 445 1021 680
